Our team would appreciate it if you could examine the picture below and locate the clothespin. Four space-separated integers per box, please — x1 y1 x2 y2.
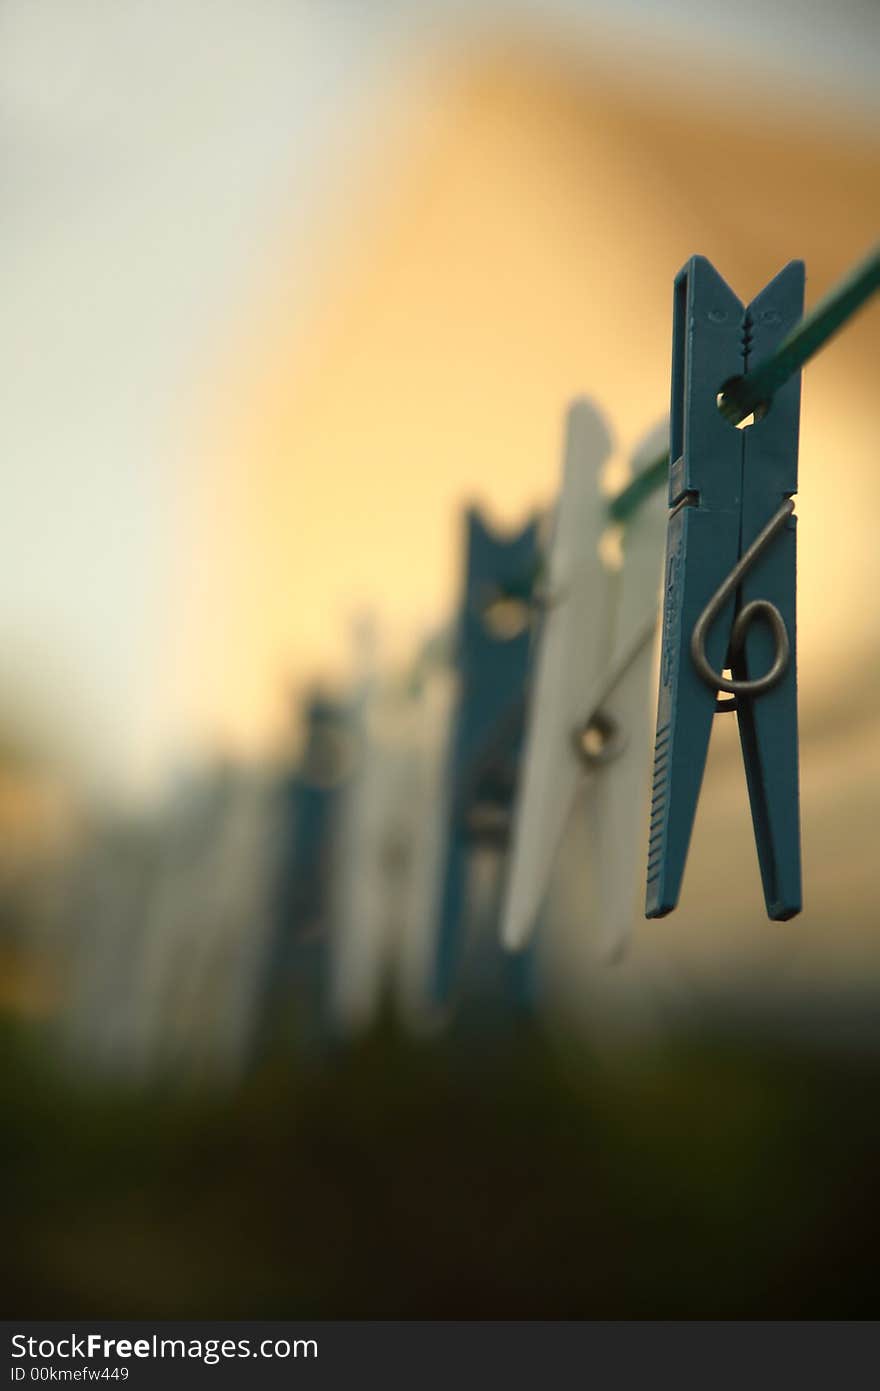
392 656 458 1033
646 256 804 919
429 507 541 1008
144 765 278 1079
329 679 429 1039
276 693 354 935
263 690 357 1047
501 400 668 960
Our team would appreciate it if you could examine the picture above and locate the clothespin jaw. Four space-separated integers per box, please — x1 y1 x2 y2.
646 256 804 921
430 508 540 1006
459 509 538 729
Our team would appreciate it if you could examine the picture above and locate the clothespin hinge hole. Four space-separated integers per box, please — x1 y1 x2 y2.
599 524 625 573
573 710 627 768
716 379 771 430
480 592 533 641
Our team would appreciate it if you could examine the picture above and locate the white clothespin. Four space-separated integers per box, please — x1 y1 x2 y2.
65 766 278 1082
502 398 668 960
329 683 424 1038
329 617 456 1038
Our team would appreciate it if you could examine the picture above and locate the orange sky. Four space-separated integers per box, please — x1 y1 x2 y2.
171 40 880 763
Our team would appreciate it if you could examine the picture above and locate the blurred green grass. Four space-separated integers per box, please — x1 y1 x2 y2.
2 1011 879 1317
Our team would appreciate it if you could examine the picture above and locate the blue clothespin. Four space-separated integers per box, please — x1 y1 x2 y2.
263 691 357 1046
646 256 804 920
430 507 541 1007
277 693 355 935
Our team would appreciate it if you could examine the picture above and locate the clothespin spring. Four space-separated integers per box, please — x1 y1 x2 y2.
689 497 794 713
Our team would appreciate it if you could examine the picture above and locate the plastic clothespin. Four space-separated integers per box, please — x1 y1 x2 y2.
501 400 668 959
277 693 355 936
329 679 433 1039
430 507 541 1007
646 256 804 920
262 691 357 1047
395 665 457 1031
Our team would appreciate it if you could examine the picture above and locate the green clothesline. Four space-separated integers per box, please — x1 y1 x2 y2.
609 243 880 524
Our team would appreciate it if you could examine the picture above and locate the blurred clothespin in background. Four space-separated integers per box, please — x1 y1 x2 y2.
328 617 436 1041
646 257 804 921
502 400 668 963
264 689 358 1049
429 508 541 1012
